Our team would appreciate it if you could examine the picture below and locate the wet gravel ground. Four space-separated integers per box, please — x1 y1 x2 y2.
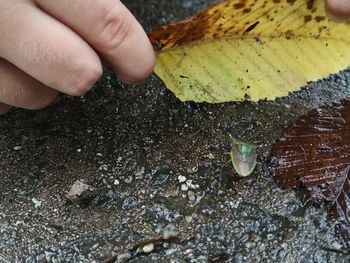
1 0 350 262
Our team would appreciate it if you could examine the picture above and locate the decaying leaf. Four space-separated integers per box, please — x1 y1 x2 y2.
148 0 350 103
230 136 257 177
270 99 350 250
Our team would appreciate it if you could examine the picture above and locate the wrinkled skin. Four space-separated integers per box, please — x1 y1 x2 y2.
0 0 348 114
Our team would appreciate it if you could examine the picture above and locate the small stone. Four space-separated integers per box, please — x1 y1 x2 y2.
165 248 177 255
134 167 145 179
207 153 215 159
91 243 99 250
331 240 343 250
185 216 193 223
163 223 179 236
185 248 193 254
31 198 42 208
181 184 189 191
142 243 155 253
125 176 133 184
117 252 131 262
76 148 81 153
67 180 97 205
114 179 120 185
13 146 22 151
98 164 108 171
188 191 196 202
178 175 186 183
122 196 138 210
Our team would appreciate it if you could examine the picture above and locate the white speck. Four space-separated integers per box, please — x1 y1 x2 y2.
114 179 120 185
98 164 108 171
186 180 199 189
13 146 22 151
207 153 215 159
178 175 186 183
92 243 99 250
185 248 193 254
190 166 198 172
181 184 189 191
15 221 23 226
76 148 81 153
96 153 102 157
32 198 42 208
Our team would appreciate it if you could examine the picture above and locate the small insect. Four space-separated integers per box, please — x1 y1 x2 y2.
229 135 257 177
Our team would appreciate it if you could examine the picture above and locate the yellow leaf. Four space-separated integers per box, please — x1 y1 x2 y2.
148 0 350 103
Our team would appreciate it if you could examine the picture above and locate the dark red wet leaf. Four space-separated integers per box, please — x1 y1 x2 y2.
270 99 350 250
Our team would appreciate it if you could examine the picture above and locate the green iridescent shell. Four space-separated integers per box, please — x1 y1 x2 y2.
229 136 257 177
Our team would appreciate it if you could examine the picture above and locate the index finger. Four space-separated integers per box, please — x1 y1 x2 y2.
35 0 155 84
325 0 350 22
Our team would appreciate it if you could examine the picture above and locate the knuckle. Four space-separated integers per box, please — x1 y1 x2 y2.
94 6 131 52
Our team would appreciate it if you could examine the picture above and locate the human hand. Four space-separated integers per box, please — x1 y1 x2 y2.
326 0 350 22
0 0 155 114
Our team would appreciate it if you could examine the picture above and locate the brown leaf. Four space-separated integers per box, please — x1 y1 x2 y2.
270 99 350 250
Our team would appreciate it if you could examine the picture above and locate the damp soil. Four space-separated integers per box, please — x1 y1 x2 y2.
1 0 350 262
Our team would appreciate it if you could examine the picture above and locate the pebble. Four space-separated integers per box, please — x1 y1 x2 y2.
181 184 189 191
134 167 145 179
186 180 199 189
185 216 193 223
91 243 99 250
178 175 187 183
185 248 193 254
117 252 131 262
163 224 179 236
125 176 133 184
31 198 42 208
114 179 120 185
98 164 108 171
122 196 138 210
207 153 215 159
188 191 196 202
13 146 22 151
142 243 155 253
67 180 97 205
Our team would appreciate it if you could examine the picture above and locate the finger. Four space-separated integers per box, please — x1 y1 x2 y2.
0 103 11 115
325 0 350 22
0 58 58 110
34 0 155 84
0 0 102 96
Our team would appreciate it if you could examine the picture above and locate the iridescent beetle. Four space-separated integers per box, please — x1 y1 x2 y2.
229 134 257 177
